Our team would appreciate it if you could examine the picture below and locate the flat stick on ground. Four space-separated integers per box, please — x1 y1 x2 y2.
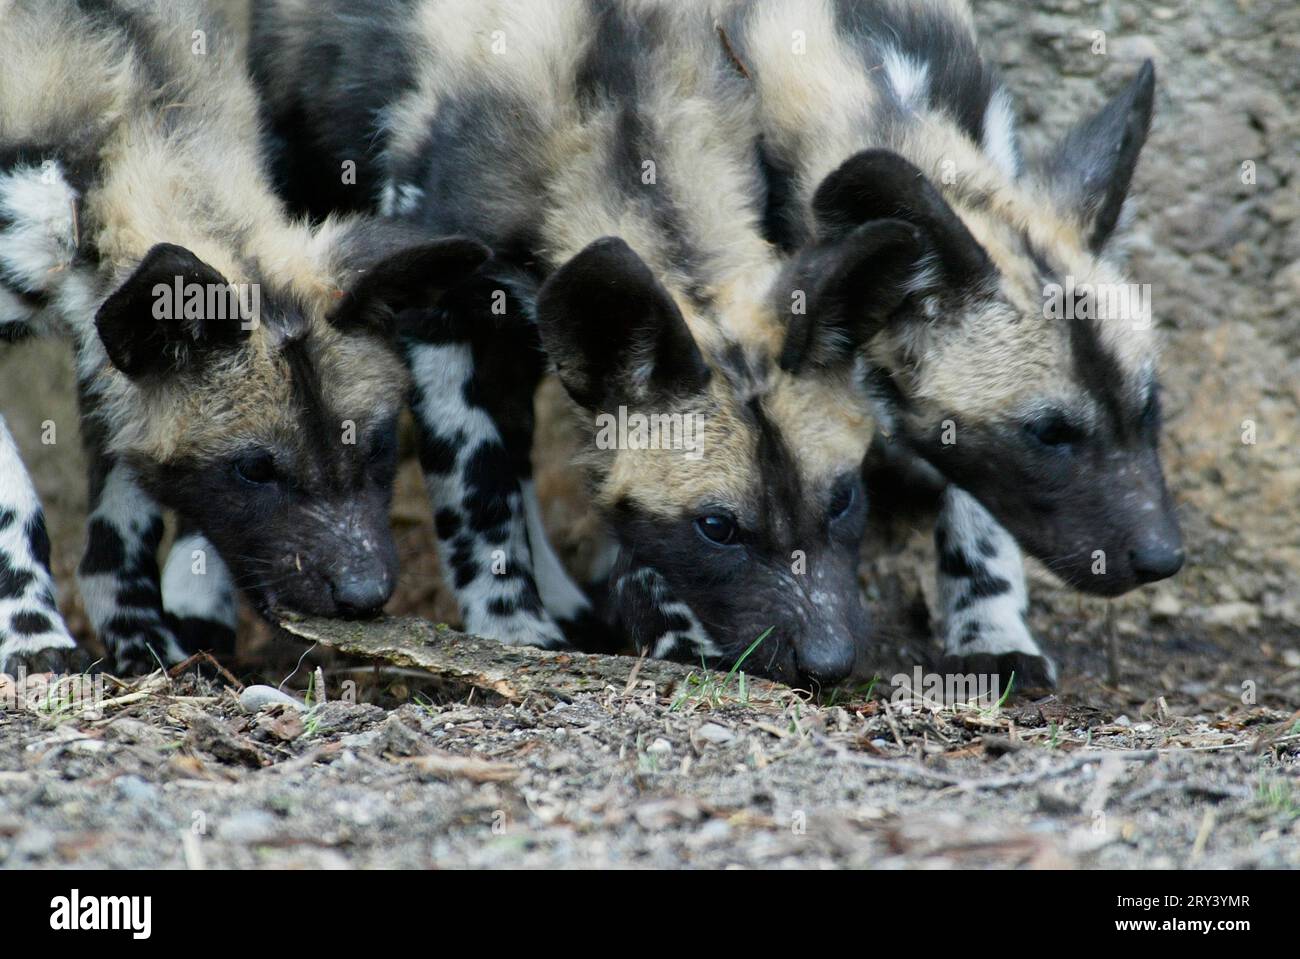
277 614 794 707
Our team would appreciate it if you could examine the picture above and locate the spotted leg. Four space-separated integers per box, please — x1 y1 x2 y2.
0 415 76 672
159 523 239 657
404 274 572 649
934 485 1056 690
76 418 185 675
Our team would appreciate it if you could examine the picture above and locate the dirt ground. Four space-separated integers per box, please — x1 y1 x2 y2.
1 0 1297 869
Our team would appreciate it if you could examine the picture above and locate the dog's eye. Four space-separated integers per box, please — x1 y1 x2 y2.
1024 414 1084 449
234 452 280 486
828 477 858 519
695 513 737 546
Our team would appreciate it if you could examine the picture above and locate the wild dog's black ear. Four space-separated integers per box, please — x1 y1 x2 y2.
778 219 924 373
1041 60 1155 252
96 243 251 380
535 237 710 410
812 149 992 285
331 234 490 338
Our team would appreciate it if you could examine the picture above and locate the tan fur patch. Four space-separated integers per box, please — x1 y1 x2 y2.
106 324 408 463
597 363 872 520
378 0 877 515
1 0 408 464
728 0 884 240
730 0 1158 429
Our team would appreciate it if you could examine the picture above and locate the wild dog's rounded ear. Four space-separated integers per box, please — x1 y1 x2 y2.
778 219 924 374
534 237 710 410
812 149 992 285
95 243 251 380
1039 60 1155 253
330 235 490 339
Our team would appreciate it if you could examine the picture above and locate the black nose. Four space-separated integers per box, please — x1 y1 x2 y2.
796 641 855 686
330 574 393 618
1129 543 1185 584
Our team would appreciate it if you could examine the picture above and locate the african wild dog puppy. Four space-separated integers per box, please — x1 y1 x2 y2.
721 0 1182 685
0 0 486 673
249 0 886 686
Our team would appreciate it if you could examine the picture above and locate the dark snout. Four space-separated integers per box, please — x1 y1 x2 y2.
795 634 858 685
786 577 871 688
325 520 399 618
913 422 1189 600
243 507 400 620
1079 518 1183 597
612 537 870 689
1047 452 1184 597
1129 527 1185 584
1083 448 1184 594
329 563 395 618
702 583 867 689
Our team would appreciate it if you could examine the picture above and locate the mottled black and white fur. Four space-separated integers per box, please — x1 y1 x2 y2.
248 0 895 686
243 0 1182 688
723 0 1182 685
0 0 485 673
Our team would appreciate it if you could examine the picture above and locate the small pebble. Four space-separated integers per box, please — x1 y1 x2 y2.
696 723 736 744
1201 602 1261 630
15 826 56 859
115 775 159 804
1151 592 1182 620
216 810 280 844
238 685 305 713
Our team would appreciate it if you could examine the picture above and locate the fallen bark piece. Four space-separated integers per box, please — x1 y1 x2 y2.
394 752 521 783
277 614 793 706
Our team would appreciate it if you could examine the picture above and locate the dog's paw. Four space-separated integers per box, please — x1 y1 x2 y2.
936 650 1057 696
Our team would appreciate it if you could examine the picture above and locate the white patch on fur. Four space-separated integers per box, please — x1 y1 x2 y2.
903 251 943 296
0 415 76 669
379 180 425 217
0 161 78 293
981 87 1020 179
0 628 74 668
936 486 1053 678
0 420 41 516
881 47 930 110
407 343 565 648
161 532 238 627
56 272 109 373
0 285 32 330
521 480 589 622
